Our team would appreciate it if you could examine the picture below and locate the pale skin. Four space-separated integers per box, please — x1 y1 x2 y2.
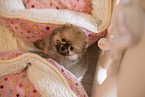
98 0 144 75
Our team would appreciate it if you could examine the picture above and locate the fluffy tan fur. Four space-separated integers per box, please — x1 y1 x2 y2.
34 25 88 78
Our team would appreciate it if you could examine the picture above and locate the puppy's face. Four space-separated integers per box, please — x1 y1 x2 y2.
52 25 88 58
34 25 88 60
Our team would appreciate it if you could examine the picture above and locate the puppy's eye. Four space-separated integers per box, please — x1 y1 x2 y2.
70 46 74 51
62 39 66 42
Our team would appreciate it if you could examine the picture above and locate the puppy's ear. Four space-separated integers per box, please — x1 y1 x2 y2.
64 23 72 28
34 40 45 50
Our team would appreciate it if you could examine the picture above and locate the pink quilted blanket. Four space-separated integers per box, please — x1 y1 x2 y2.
0 51 88 97
0 0 106 46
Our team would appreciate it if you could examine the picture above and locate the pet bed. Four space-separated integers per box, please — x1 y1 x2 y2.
0 0 113 96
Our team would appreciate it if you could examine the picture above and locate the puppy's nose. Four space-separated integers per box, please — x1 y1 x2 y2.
61 46 65 51
59 44 69 55
61 44 69 51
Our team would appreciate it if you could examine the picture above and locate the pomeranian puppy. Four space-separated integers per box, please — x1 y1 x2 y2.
34 24 88 79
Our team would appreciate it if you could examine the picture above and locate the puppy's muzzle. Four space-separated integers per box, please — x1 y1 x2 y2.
57 44 69 56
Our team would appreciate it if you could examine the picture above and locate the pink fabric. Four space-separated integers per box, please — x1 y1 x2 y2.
23 0 92 14
0 51 24 60
0 16 61 43
0 15 106 46
0 71 41 97
0 51 88 97
47 59 88 97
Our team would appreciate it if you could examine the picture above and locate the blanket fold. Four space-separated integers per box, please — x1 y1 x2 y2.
0 51 88 97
